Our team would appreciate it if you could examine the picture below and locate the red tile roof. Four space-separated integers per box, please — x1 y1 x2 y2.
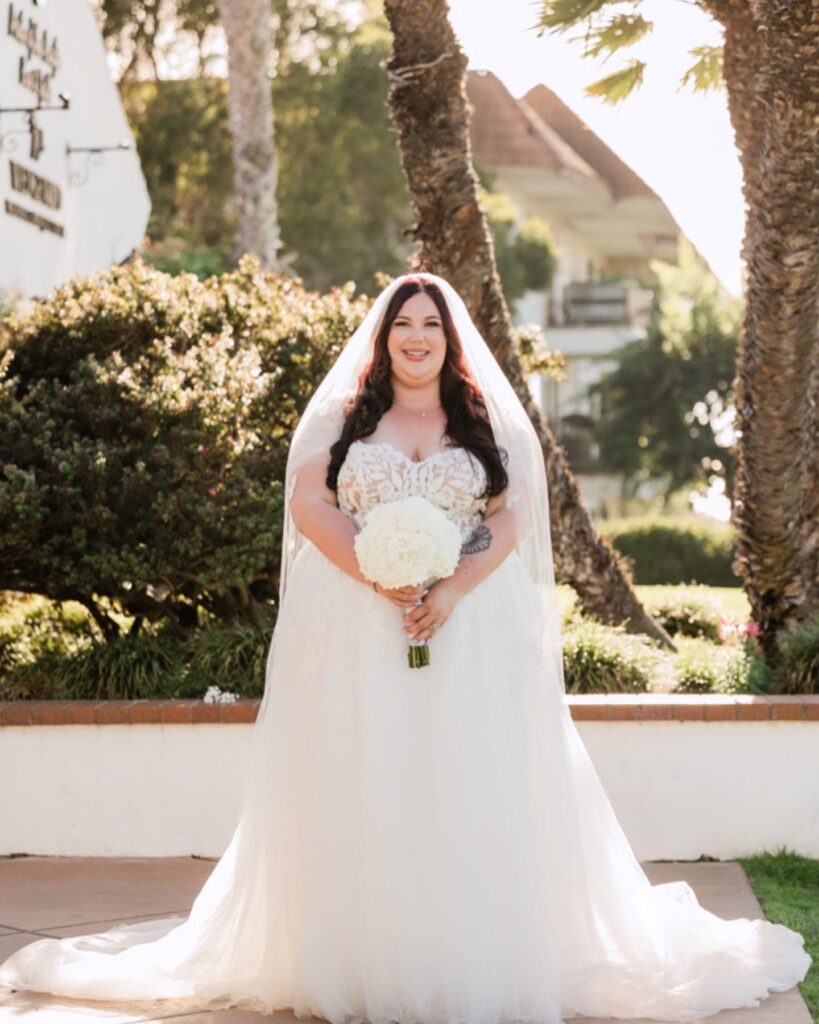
466 69 668 209
523 82 658 201
466 69 600 183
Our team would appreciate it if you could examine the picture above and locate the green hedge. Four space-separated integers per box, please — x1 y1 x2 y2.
599 516 737 586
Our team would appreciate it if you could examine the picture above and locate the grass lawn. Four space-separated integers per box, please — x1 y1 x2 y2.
740 849 819 1019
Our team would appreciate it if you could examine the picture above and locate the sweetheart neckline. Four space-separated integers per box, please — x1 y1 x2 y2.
350 439 466 467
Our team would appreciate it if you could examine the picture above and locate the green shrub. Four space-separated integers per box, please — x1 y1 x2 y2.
175 619 271 698
671 636 769 696
562 619 663 694
770 616 819 695
0 596 96 687
0 616 273 701
599 516 737 586
0 632 180 701
61 632 184 700
724 639 772 695
643 585 723 641
672 639 719 693
0 255 369 634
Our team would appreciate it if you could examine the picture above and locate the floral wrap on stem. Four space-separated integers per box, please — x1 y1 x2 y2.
407 580 434 668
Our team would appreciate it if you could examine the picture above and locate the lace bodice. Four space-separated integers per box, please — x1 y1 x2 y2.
337 440 489 541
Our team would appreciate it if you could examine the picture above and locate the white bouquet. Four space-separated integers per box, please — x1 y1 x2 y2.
354 495 463 668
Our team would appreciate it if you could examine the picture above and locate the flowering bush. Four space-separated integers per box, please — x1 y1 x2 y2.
718 614 761 646
0 256 370 635
203 684 239 704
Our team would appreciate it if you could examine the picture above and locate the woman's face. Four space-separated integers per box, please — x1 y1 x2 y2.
386 291 447 388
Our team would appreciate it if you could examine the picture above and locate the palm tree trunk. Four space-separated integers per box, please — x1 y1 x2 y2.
708 0 819 655
703 0 763 261
217 0 281 269
382 0 674 647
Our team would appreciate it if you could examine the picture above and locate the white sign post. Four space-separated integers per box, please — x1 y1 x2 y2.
0 0 151 298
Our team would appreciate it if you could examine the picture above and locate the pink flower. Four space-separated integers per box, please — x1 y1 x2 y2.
718 615 761 646
718 615 742 644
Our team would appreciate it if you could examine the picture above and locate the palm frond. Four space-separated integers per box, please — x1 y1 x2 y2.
679 45 724 94
574 13 653 61
584 58 646 104
537 0 613 33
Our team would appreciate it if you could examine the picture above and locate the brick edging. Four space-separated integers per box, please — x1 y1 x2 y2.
0 695 817 726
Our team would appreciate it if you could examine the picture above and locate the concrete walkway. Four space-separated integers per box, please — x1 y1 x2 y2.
0 857 811 1024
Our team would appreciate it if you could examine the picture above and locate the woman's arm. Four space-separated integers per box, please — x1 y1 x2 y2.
402 489 517 642
289 455 425 607
448 490 517 598
289 455 370 585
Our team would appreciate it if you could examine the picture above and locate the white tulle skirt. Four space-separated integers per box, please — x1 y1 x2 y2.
0 543 811 1022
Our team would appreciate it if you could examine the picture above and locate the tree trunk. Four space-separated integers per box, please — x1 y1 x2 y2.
708 0 819 656
702 0 763 263
217 0 281 269
382 0 674 648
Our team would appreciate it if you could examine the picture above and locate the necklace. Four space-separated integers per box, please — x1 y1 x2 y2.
392 400 442 419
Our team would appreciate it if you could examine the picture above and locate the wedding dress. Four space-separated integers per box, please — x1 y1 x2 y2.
0 437 811 1024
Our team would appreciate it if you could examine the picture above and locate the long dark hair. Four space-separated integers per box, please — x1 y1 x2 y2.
326 277 508 499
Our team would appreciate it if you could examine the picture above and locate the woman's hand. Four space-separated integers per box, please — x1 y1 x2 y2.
403 577 464 643
375 581 427 608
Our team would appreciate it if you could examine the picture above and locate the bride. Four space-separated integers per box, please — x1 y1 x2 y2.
0 272 811 1023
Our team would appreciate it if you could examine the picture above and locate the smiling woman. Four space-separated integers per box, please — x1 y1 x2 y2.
315 277 518 640
324 278 512 495
388 291 446 371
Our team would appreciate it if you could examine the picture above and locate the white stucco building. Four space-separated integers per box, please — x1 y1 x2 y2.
0 0 150 299
467 70 718 517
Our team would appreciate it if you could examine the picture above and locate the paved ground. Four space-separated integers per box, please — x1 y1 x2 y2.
0 858 811 1024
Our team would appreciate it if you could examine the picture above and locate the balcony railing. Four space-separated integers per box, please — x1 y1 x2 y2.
562 280 630 326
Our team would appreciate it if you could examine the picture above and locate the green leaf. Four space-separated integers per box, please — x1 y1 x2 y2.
679 45 723 94
584 58 646 104
574 13 653 61
537 0 613 33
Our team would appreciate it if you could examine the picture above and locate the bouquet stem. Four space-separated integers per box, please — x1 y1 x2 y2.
407 584 432 668
408 641 430 668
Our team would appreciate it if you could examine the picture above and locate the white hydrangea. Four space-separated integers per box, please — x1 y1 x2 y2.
203 684 239 704
354 495 462 590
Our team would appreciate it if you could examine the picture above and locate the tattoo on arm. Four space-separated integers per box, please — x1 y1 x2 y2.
461 524 492 555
